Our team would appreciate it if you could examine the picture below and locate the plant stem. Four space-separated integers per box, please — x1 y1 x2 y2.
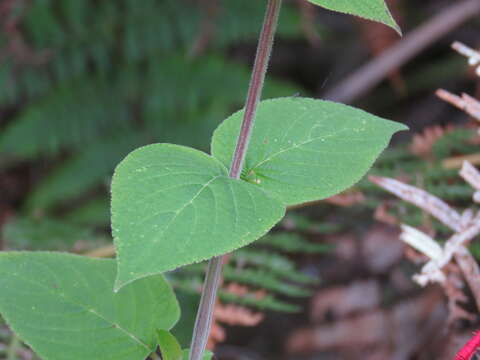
228 0 283 180
188 1 283 359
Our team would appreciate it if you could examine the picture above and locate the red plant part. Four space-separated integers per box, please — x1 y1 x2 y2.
455 331 480 360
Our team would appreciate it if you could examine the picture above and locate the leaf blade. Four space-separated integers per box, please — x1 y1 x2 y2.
112 144 285 290
0 252 180 360
211 97 407 206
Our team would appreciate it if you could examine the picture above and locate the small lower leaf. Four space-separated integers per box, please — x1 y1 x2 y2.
182 349 213 360
0 252 180 360
112 144 285 290
157 330 183 360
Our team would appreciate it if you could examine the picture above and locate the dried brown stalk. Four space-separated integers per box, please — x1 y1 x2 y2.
459 160 480 190
323 0 480 103
369 176 462 232
452 41 480 70
436 89 480 122
442 153 480 170
453 247 480 311
371 163 480 314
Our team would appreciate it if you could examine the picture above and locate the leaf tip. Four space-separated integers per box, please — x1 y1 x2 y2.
390 121 409 133
305 0 402 36
385 16 402 37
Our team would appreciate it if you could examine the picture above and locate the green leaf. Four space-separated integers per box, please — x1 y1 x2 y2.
0 252 180 360
157 330 183 360
182 349 213 360
211 97 407 206
307 0 401 34
112 144 285 290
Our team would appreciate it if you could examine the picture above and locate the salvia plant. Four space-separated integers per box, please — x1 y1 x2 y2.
0 1 406 359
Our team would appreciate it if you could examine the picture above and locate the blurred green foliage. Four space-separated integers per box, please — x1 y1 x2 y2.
1 0 302 216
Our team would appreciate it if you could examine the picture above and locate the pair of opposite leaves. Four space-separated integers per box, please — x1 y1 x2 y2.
0 99 405 360
112 0 402 289
112 98 407 289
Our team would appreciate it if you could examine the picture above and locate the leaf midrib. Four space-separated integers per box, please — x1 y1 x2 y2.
249 132 386 173
150 174 224 244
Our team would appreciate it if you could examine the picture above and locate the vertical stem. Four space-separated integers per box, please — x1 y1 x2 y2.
228 0 282 180
188 1 282 359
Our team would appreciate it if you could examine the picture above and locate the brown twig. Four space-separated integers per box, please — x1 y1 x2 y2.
459 161 480 191
442 153 480 170
453 247 480 311
436 89 480 122
370 171 480 300
369 176 462 232
84 244 115 258
189 0 219 57
324 0 480 103
452 41 480 68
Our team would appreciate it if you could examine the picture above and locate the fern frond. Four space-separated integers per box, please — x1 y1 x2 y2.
171 231 329 312
233 248 318 285
1 216 106 251
64 197 110 227
223 267 312 297
171 276 300 313
0 77 131 159
259 233 331 253
5 0 301 105
432 128 477 159
425 183 473 200
25 134 141 211
218 290 300 313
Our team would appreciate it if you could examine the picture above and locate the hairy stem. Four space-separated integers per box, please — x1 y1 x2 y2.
227 0 283 180
188 1 282 359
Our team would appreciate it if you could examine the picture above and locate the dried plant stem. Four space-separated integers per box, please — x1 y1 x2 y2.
324 0 480 103
436 89 480 122
188 1 283 359
454 248 480 311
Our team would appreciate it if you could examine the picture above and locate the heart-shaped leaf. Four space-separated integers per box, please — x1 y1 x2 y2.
112 144 285 290
307 0 401 34
0 252 180 360
211 97 407 206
